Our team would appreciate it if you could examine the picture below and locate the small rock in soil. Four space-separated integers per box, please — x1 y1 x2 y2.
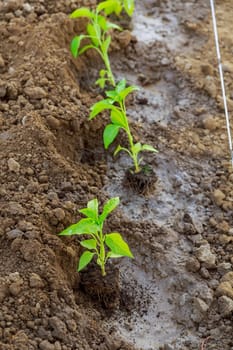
201 64 214 76
6 228 24 240
66 319 77 332
23 3 33 13
46 115 61 130
202 115 219 130
39 340 55 350
9 272 21 282
54 341 61 350
9 281 22 296
216 282 233 299
186 256 201 272
217 220 230 233
213 189 225 206
61 182 73 191
199 267 211 279
7 81 18 99
194 243 216 269
204 76 217 98
29 273 44 289
218 296 233 317
2 0 23 12
20 240 41 261
191 297 209 322
217 262 232 276
12 330 29 350
200 286 214 306
184 212 204 234
194 297 209 313
208 279 219 290
8 158 20 173
117 30 132 48
49 316 67 341
219 234 233 245
221 271 233 284
24 86 47 99
52 208 66 222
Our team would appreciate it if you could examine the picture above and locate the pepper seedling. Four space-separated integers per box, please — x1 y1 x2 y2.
89 79 158 173
70 6 121 88
59 197 133 276
97 0 135 17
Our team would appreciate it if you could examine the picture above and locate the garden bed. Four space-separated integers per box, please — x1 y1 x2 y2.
0 0 233 349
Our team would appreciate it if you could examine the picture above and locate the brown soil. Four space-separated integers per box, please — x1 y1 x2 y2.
0 0 233 349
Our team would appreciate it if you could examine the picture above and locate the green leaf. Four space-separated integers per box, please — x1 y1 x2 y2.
103 124 120 149
100 197 119 223
89 100 115 119
116 79 126 93
105 21 122 31
59 218 98 236
123 0 135 16
119 85 139 101
80 239 97 250
106 90 118 100
78 251 95 272
110 109 126 128
100 69 107 78
70 35 85 58
87 23 99 47
70 8 93 19
132 142 142 155
105 233 133 258
97 0 122 15
79 208 96 220
107 251 124 259
87 198 98 219
102 36 111 55
97 0 110 13
95 77 106 89
141 144 158 153
97 15 108 31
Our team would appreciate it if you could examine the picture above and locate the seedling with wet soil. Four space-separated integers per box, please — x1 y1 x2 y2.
89 79 158 174
59 197 133 276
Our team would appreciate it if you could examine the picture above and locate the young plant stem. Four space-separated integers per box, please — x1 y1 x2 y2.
103 54 115 87
120 100 140 173
99 224 106 276
94 11 115 87
98 48 115 87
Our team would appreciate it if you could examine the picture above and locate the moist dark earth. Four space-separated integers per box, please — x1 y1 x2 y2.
0 0 233 349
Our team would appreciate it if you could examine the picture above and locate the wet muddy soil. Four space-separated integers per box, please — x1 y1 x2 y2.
0 0 233 349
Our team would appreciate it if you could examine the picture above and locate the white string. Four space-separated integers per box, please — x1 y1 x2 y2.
210 0 233 166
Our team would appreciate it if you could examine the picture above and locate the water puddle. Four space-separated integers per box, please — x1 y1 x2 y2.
103 149 213 348
103 1 214 348
132 1 187 51
132 0 209 52
104 226 209 350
